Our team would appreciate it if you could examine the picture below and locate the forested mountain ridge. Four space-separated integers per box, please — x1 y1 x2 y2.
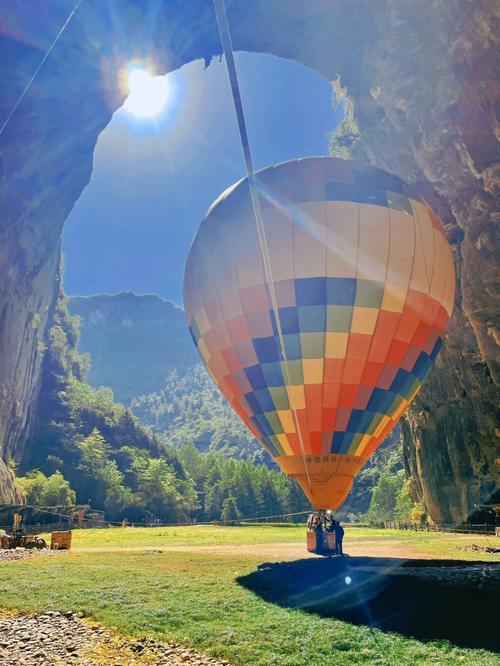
131 365 265 463
19 291 194 521
68 293 197 405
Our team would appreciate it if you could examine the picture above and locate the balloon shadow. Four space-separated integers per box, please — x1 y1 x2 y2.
237 556 500 651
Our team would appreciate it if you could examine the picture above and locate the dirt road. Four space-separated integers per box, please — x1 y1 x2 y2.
71 535 494 561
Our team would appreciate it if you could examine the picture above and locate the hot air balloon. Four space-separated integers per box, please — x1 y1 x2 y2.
183 157 455 515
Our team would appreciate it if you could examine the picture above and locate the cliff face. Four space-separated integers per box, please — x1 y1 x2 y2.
0 0 214 500
0 0 497 518
340 1 500 522
0 232 60 493
68 293 197 404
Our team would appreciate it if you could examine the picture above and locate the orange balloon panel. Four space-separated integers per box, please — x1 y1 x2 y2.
183 158 455 510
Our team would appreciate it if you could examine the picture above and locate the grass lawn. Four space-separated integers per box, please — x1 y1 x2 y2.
0 525 498 665
46 522 307 549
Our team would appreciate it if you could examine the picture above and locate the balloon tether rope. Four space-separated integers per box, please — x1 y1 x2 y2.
0 0 84 138
213 0 313 495
0 0 84 243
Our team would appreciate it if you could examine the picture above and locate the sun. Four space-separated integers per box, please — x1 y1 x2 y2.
123 66 169 118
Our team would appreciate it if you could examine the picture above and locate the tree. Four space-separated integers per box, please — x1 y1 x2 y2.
77 428 129 515
220 496 241 525
78 428 110 474
133 457 179 519
256 469 282 517
395 478 414 520
18 470 76 507
409 502 427 524
367 470 405 523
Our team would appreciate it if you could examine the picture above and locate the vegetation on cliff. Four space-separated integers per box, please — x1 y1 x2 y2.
19 292 192 522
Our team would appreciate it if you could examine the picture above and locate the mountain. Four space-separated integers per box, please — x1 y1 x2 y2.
68 293 198 405
68 292 265 462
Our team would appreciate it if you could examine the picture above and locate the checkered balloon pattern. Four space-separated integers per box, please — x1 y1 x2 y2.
184 157 455 509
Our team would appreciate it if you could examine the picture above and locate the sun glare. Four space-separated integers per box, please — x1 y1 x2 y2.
124 66 169 118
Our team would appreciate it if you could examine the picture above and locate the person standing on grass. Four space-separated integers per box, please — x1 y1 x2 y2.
334 520 345 556
313 514 324 553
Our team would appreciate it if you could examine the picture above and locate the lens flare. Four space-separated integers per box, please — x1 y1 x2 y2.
124 66 169 118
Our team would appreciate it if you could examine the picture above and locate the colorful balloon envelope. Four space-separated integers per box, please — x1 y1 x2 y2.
183 158 455 510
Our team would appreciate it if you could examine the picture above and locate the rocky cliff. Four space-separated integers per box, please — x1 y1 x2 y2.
337 1 500 522
68 293 197 404
0 0 498 519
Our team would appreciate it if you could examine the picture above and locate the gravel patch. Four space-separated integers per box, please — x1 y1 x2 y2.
457 543 500 554
0 549 60 563
0 610 231 665
393 562 500 591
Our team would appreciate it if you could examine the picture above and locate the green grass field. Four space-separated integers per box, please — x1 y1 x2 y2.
46 522 307 548
0 525 498 665
47 523 499 559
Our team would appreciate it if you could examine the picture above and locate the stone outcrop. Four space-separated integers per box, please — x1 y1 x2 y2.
0 609 231 665
0 0 498 519
0 460 24 505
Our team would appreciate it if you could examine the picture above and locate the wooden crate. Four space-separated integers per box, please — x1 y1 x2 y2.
51 530 72 550
306 529 317 553
306 529 337 554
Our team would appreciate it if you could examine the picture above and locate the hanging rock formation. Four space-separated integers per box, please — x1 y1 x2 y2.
0 0 498 520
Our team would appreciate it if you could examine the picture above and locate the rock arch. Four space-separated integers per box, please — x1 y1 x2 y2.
0 0 498 518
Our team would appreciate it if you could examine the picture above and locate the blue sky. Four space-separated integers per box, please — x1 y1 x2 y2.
63 52 341 305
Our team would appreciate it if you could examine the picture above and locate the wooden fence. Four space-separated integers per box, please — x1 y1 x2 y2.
375 521 496 535
1 519 497 536
0 520 108 533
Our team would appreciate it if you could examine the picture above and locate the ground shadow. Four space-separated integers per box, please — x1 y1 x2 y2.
237 556 500 651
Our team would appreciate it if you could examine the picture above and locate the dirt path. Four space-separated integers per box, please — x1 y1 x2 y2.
71 539 444 560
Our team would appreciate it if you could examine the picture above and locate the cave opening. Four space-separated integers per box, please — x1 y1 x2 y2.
1 0 496 526
62 53 343 305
